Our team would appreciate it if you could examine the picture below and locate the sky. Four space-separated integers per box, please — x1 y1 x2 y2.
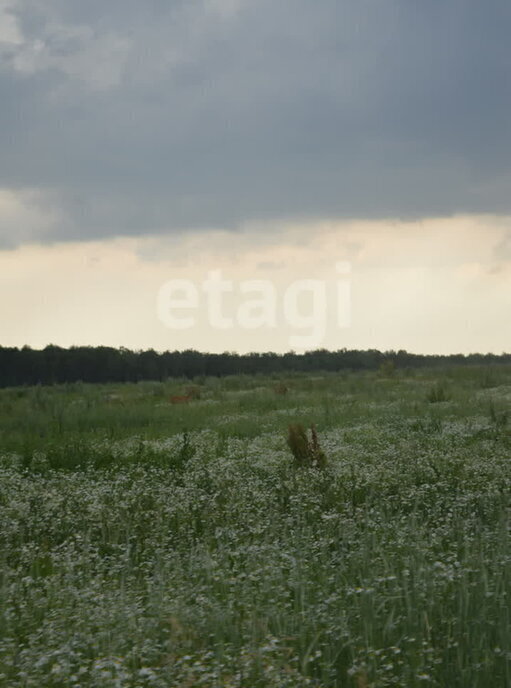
0 0 510 354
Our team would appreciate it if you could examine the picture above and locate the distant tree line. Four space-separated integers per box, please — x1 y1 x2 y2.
0 345 510 388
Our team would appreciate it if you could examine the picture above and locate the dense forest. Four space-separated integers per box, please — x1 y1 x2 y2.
0 345 509 387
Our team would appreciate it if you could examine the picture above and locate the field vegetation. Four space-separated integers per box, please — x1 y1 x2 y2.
0 365 510 686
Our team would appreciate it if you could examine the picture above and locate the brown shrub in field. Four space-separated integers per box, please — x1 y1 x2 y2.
274 382 289 395
170 395 192 404
287 423 327 468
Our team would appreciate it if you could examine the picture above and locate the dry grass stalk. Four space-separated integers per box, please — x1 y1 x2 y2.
287 423 327 468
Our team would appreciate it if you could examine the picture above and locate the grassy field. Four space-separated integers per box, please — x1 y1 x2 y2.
0 365 510 687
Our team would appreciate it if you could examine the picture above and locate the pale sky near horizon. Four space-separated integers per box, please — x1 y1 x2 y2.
1 1 510 354
1 215 509 354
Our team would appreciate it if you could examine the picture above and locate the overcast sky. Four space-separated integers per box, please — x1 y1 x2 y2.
1 0 510 353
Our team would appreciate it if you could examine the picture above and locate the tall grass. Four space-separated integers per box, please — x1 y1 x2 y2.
0 365 510 686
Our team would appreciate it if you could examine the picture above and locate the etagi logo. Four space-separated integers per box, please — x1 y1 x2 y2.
157 262 351 349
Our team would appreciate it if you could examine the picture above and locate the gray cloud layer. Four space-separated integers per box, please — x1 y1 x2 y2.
1 0 510 246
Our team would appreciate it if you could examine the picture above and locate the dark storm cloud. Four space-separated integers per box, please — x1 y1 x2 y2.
1 0 510 246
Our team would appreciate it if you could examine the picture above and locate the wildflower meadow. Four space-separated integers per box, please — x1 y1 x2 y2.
0 365 510 686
